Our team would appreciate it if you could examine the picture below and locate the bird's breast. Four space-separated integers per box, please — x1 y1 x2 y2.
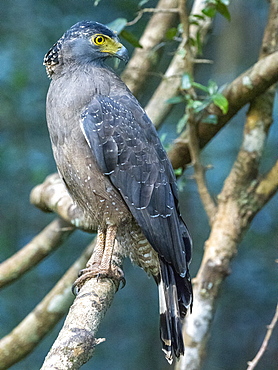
46 73 130 228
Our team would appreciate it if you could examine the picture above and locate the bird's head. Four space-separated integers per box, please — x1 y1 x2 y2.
44 21 129 78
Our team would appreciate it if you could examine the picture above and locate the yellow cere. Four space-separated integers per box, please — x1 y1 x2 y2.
92 34 122 54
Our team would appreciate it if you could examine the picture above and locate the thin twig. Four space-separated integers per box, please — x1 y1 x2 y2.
140 7 179 13
247 304 278 370
127 6 179 27
187 115 217 224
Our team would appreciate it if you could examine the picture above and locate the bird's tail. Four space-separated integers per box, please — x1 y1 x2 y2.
158 260 193 364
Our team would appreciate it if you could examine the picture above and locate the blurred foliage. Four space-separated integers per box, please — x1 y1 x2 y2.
0 1 277 370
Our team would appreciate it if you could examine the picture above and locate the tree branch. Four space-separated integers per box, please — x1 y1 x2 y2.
145 0 213 127
246 303 278 370
0 218 74 289
176 151 278 370
30 173 97 232
41 241 123 369
255 160 278 206
176 2 278 367
187 116 217 224
168 50 278 169
121 0 179 96
0 241 95 370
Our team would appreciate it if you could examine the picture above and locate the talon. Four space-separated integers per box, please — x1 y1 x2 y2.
120 276 126 289
72 264 125 294
72 282 79 296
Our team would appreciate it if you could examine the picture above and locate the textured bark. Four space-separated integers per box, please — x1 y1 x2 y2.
145 0 213 127
122 0 179 96
0 241 95 369
40 239 123 369
2 1 278 369
0 218 73 289
176 2 278 368
168 50 278 169
30 173 96 232
40 278 116 369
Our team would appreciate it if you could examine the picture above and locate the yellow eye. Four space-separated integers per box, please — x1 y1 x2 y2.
93 35 105 45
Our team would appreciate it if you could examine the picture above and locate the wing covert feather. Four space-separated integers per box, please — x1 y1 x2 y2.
81 95 191 275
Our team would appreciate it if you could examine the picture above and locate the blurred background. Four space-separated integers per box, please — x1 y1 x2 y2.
0 0 277 369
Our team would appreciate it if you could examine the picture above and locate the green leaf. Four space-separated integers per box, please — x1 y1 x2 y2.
107 18 128 34
174 167 183 176
190 14 206 22
190 100 207 112
189 36 197 47
165 27 177 40
202 6 217 18
159 133 167 145
207 80 218 95
195 29 203 55
120 30 142 48
191 81 209 93
216 2 231 21
212 93 229 114
181 73 192 90
177 114 188 133
167 96 185 104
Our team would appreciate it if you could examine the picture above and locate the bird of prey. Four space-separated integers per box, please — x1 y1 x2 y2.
44 20 192 364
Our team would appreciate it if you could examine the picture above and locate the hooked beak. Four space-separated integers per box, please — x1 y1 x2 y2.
115 44 129 64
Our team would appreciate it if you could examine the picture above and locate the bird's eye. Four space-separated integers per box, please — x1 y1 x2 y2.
93 35 105 45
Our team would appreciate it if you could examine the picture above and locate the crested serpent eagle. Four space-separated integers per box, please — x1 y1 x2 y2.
44 20 193 364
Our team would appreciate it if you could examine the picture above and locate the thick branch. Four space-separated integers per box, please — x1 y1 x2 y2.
176 153 277 370
41 242 123 369
176 3 278 368
0 241 95 370
255 160 278 206
121 0 179 96
145 0 213 126
41 278 116 369
169 50 278 169
0 218 74 289
30 173 96 232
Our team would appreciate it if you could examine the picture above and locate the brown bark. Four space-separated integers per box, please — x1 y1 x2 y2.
121 0 179 96
176 1 278 368
168 50 278 169
0 241 95 369
0 218 73 289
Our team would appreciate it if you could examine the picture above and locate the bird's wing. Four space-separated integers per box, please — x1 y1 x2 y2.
81 94 191 275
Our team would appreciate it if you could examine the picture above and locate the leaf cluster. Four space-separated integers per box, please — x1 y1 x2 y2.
168 74 228 133
202 0 231 21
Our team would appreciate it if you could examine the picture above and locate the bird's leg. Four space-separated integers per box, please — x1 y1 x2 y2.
95 225 125 286
72 227 105 293
73 225 125 294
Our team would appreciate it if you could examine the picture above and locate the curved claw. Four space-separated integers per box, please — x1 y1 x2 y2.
119 276 126 289
72 264 125 294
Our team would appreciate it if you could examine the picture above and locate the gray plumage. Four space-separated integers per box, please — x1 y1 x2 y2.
44 20 192 363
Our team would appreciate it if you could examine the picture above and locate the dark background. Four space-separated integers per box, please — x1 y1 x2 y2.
0 1 277 369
